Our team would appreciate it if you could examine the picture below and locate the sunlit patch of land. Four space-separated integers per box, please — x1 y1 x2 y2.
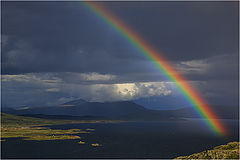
175 142 239 159
59 105 75 107
1 113 81 128
1 126 88 140
78 141 86 144
91 143 102 147
85 128 95 131
15 107 29 110
24 135 81 141
1 113 121 142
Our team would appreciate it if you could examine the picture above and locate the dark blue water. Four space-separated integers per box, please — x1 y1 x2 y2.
1 119 238 158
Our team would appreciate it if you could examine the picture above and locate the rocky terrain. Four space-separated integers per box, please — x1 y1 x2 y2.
175 142 239 159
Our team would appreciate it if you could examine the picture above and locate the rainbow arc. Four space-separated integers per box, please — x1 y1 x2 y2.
82 2 227 136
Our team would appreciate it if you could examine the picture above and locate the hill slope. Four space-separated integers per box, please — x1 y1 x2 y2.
175 142 239 159
2 100 149 117
2 99 238 120
1 113 80 127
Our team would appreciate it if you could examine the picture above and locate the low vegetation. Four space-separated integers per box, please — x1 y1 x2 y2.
1 113 125 145
1 113 90 141
78 141 86 144
24 135 81 141
175 142 239 159
1 126 88 140
1 113 80 127
91 143 102 147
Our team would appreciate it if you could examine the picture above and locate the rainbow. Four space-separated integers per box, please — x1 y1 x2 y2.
82 2 227 136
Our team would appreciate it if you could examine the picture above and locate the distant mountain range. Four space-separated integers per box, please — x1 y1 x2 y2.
1 99 238 120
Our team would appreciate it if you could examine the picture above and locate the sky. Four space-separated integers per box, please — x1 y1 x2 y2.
1 1 239 109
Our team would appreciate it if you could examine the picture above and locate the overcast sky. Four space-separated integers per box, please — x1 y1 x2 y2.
1 1 238 109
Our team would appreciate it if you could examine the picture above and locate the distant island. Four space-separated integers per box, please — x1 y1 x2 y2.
175 142 239 159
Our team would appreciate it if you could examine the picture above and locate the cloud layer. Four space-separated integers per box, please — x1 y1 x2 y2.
2 73 173 107
1 1 238 108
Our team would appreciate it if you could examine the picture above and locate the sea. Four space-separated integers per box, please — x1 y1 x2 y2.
1 118 239 159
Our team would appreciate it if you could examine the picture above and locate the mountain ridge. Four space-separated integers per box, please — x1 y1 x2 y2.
2 99 238 120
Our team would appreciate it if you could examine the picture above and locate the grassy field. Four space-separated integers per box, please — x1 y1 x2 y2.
1 113 95 141
175 142 239 159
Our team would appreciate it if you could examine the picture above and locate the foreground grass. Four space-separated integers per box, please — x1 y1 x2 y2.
175 142 240 159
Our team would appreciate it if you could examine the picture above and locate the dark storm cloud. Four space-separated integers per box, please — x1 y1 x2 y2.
1 1 238 108
2 1 146 75
2 1 238 75
177 54 239 81
100 1 238 60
